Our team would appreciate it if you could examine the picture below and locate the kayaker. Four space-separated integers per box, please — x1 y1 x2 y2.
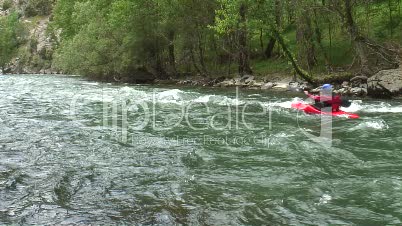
304 84 342 112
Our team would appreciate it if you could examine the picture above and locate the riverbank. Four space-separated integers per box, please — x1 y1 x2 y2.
157 66 402 99
4 65 402 99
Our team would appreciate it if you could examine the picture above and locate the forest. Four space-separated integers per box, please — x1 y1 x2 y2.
1 0 401 83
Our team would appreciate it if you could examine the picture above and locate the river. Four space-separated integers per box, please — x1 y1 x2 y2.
0 75 401 225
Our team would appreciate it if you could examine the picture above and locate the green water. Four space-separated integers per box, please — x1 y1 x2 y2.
0 75 401 225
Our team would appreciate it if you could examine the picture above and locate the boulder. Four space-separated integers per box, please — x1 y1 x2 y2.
211 76 226 85
300 82 312 91
244 76 255 84
350 75 368 87
240 75 254 82
288 82 303 92
272 82 289 90
335 88 349 95
261 82 274 90
367 67 402 97
252 82 264 87
247 80 256 86
234 78 246 86
350 75 368 83
3 67 12 74
341 81 350 88
218 79 235 87
350 87 368 97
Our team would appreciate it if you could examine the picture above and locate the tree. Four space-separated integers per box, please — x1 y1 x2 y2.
213 0 253 75
264 0 281 59
327 0 399 74
0 13 23 71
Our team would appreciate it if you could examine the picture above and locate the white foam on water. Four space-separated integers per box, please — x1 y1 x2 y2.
341 100 363 112
248 94 262 97
272 132 295 138
262 97 303 110
193 95 215 103
119 87 149 100
318 194 332 205
350 119 390 131
156 89 184 104
342 101 402 113
365 102 402 113
192 94 246 106
82 82 100 86
215 96 245 106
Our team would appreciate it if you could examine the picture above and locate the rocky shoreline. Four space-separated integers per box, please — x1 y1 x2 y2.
3 64 401 99
159 65 402 98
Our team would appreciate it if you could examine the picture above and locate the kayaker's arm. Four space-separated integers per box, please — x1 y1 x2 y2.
304 91 320 101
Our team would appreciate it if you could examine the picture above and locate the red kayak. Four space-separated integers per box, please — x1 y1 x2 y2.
291 102 360 119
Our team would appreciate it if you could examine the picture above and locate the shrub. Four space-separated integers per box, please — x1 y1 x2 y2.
2 0 13 10
24 0 53 17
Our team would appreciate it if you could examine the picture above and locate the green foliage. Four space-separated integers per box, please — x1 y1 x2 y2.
2 0 13 10
48 0 401 80
24 0 54 17
0 13 24 69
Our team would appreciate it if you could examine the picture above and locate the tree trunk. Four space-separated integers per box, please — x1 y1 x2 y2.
328 20 332 63
190 46 202 75
343 0 370 73
313 9 331 68
197 30 208 76
155 53 166 78
265 0 281 59
272 28 316 85
265 37 276 58
259 28 264 54
296 9 316 70
167 30 177 76
388 0 393 37
238 3 252 75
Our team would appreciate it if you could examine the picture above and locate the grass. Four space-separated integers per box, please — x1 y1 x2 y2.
252 58 291 76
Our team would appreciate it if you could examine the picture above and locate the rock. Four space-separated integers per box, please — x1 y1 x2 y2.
357 83 368 89
247 80 256 86
288 82 303 92
240 75 253 82
350 75 368 83
211 76 226 85
272 82 289 90
3 67 12 74
244 76 255 84
341 81 350 88
300 82 312 90
218 79 235 87
335 88 348 95
261 82 274 90
350 87 367 97
234 77 246 86
350 75 368 87
367 67 402 97
252 82 264 87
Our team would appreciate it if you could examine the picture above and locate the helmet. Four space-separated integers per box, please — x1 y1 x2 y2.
322 84 332 90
